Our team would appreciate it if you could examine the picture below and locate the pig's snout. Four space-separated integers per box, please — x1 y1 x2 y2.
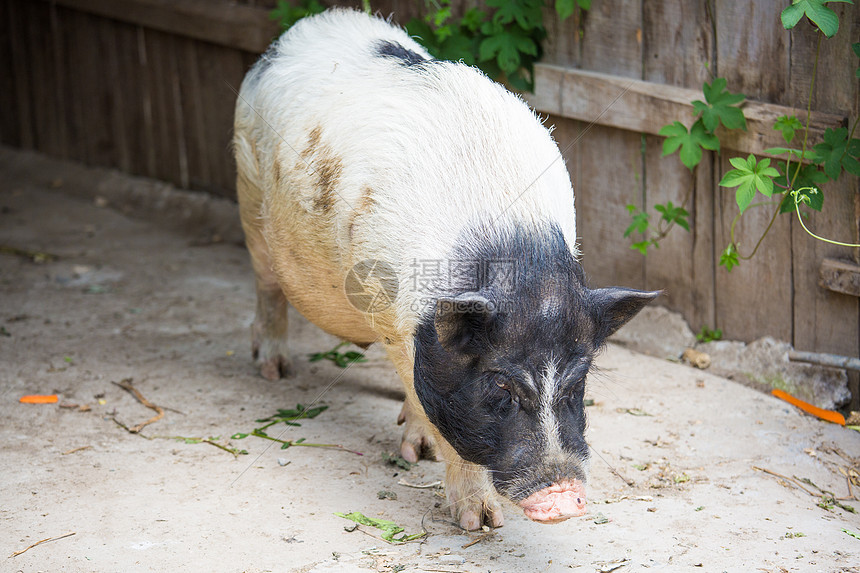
517 480 586 523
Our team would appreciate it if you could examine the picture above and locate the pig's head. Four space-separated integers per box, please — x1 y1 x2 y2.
413 225 659 524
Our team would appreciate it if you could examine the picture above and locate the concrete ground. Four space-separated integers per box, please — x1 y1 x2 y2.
2 146 860 572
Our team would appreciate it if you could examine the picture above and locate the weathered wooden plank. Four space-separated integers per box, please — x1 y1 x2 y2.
789 2 859 357
47 0 279 54
7 0 35 149
713 0 794 344
527 65 846 160
143 28 183 186
791 187 860 356
820 259 860 297
23 0 61 155
100 15 131 172
573 0 644 291
641 0 715 332
81 10 119 167
109 19 151 177
195 41 247 198
541 4 584 68
47 3 70 160
58 8 92 164
0 0 21 147
719 1 791 105
176 37 212 193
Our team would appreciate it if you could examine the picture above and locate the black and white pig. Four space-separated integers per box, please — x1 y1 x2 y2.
233 8 659 530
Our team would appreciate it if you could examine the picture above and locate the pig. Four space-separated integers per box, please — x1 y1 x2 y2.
233 8 659 530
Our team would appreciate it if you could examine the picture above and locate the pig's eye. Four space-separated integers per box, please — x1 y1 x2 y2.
495 380 513 401
488 375 518 411
566 377 586 397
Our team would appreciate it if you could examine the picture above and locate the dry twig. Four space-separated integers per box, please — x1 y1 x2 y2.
61 446 91 455
9 532 75 558
461 531 495 549
112 378 164 432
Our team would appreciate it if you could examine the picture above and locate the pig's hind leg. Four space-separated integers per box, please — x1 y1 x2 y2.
249 272 293 380
237 174 293 380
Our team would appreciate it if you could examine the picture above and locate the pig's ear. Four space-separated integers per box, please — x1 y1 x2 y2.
434 293 497 353
590 288 661 341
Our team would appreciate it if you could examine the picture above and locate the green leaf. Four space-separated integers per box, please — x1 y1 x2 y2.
719 244 739 272
231 433 249 440
461 8 486 33
478 28 538 74
555 0 577 20
780 0 850 37
718 154 780 213
658 119 719 171
555 0 591 20
814 127 853 180
335 512 426 543
763 146 821 163
792 186 825 213
654 201 690 231
624 205 650 237
630 241 651 255
854 42 860 77
488 0 544 31
773 115 804 144
269 0 325 31
776 162 827 213
843 528 860 540
693 78 746 132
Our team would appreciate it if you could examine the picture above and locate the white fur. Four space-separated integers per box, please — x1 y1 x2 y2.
234 8 577 342
538 360 564 461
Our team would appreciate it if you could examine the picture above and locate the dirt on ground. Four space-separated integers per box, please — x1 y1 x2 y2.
2 147 860 572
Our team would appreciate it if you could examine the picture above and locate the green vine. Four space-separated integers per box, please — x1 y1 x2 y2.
631 0 860 271
406 0 586 92
271 1 587 92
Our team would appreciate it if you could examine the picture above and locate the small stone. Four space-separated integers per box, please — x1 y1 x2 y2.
277 458 289 466
682 348 711 369
439 555 465 565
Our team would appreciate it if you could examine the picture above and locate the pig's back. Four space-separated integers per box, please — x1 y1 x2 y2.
235 9 578 339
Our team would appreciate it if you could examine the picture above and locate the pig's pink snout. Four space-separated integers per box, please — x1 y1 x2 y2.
518 480 587 523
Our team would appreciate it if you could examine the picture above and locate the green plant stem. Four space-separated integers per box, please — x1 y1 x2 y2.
731 32 822 264
249 430 363 455
730 200 782 260
793 188 860 248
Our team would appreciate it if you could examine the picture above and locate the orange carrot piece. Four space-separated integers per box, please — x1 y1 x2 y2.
771 389 845 425
19 394 59 404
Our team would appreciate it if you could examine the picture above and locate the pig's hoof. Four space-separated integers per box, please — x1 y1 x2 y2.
455 498 504 531
251 332 293 380
398 404 442 462
258 355 294 380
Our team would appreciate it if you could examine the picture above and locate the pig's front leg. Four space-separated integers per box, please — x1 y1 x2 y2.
436 437 504 530
397 398 442 463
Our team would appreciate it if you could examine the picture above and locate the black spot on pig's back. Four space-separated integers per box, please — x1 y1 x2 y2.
374 40 428 66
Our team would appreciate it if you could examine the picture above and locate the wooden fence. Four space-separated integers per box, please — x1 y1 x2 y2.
2 0 858 361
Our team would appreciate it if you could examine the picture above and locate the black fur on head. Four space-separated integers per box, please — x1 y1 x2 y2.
375 40 429 67
413 222 659 501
